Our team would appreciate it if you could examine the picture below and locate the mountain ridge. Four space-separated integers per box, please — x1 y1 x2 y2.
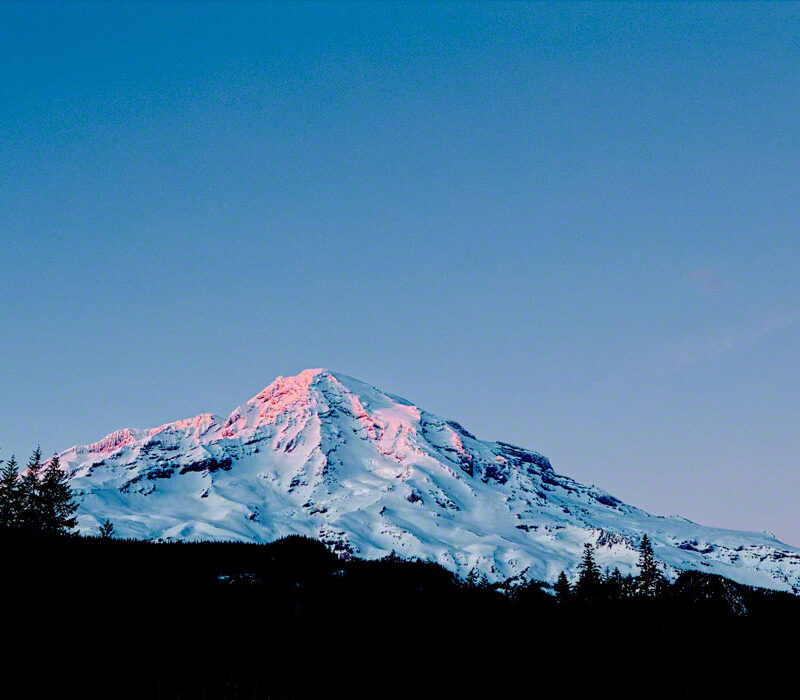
59 368 800 592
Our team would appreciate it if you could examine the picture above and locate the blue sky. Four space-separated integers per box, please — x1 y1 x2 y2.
1 2 799 543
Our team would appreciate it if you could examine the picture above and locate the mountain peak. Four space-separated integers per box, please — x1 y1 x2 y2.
270 367 337 387
248 368 358 404
58 370 800 592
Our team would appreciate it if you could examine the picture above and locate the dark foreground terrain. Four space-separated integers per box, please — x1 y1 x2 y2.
3 532 797 698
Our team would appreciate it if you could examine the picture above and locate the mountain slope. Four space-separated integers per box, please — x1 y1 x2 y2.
59 368 800 591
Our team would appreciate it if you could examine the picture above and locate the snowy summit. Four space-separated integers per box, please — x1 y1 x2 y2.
59 369 800 591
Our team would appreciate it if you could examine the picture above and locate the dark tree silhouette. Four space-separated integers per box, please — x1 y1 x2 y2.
575 542 601 601
603 566 625 600
554 570 572 603
636 534 665 597
19 447 44 531
38 454 78 535
0 454 21 528
99 519 115 539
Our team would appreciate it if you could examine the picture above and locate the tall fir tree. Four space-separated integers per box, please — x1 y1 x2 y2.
554 571 572 603
39 454 78 535
636 534 664 597
575 542 601 601
0 454 21 528
19 447 44 531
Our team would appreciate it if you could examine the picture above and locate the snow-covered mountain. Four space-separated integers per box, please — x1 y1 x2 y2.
60 368 800 591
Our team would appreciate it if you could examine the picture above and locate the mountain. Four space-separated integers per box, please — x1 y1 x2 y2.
59 368 800 591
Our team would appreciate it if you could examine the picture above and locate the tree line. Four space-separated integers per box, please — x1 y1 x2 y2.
0 444 771 615
553 534 667 603
0 448 78 535
0 443 686 603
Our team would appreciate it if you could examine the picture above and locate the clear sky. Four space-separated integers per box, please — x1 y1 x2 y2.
1 2 798 544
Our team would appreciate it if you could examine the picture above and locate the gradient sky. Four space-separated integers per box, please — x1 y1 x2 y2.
1 2 799 544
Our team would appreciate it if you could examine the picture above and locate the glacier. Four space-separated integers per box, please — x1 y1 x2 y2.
59 368 800 591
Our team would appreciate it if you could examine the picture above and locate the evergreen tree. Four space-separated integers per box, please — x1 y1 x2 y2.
38 454 78 535
0 454 21 528
575 542 601 601
465 567 489 589
99 519 115 539
621 573 636 599
636 534 665 597
606 567 624 601
19 447 44 531
554 571 571 603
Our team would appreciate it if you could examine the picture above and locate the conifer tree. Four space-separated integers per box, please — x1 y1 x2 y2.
99 519 115 539
465 567 489 589
636 534 664 597
19 447 44 531
621 573 636 599
0 454 21 529
607 567 624 600
39 454 78 535
575 542 601 601
554 571 571 603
